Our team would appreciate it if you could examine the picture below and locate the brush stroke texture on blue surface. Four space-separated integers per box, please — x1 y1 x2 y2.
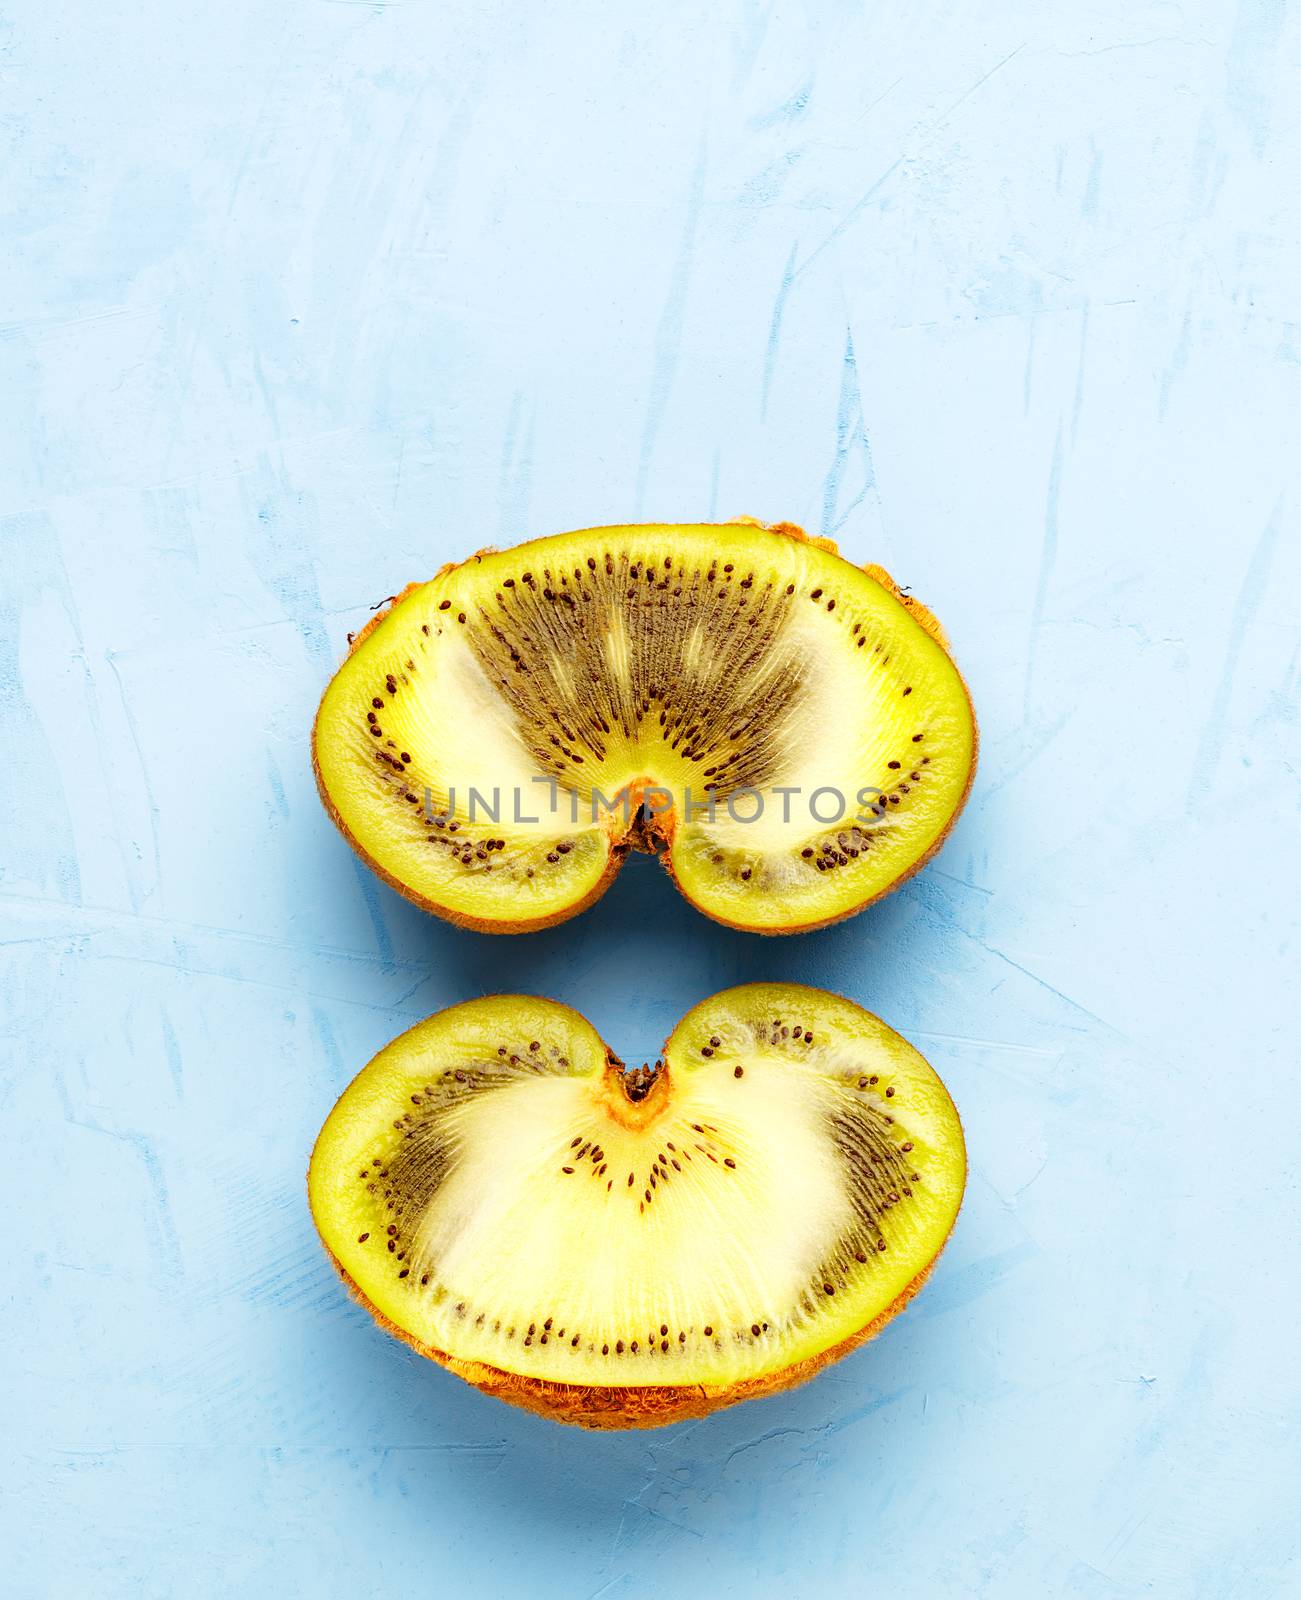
2 3 1300 1596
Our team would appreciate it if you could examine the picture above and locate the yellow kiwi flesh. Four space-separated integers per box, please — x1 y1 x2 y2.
308 984 966 1428
312 520 976 934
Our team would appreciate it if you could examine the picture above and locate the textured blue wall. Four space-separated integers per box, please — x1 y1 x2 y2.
3 3 1299 1595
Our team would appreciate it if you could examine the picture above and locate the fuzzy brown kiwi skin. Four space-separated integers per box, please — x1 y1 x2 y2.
311 521 977 936
315 1236 952 1430
308 986 966 1430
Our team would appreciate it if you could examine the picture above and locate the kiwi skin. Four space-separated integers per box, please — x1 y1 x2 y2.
315 1235 949 1430
310 520 979 937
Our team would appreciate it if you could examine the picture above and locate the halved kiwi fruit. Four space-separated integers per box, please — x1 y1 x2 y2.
312 519 976 934
309 983 965 1429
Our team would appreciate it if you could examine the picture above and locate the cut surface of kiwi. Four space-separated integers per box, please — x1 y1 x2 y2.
312 519 976 934
308 983 966 1429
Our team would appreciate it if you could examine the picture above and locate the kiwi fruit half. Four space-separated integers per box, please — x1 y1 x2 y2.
312 519 976 934
309 983 965 1429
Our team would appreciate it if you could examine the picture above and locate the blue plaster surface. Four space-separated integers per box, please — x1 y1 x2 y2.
3 3 1300 1595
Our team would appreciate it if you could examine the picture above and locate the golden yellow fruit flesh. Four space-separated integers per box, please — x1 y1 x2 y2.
312 520 977 934
308 983 967 1429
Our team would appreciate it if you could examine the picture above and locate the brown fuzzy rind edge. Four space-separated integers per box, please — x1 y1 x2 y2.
318 1238 945 1431
311 519 978 936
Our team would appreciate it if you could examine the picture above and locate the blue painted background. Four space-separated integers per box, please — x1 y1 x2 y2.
4 3 1299 1595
